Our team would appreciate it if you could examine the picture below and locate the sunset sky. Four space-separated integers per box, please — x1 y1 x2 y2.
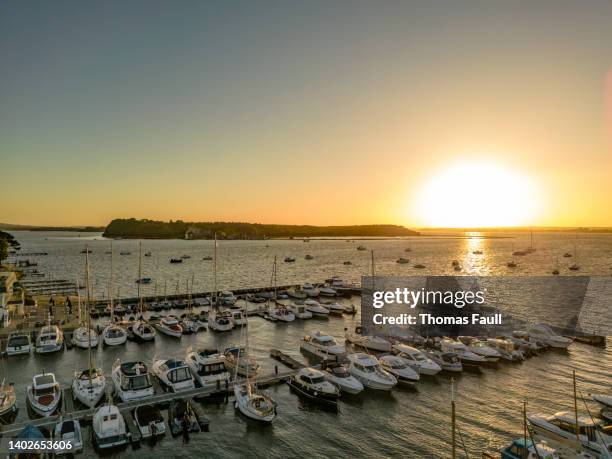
1 1 611 228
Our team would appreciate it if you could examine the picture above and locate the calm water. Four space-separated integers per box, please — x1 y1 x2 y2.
3 231 612 458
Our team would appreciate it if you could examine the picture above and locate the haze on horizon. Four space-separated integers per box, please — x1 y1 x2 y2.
1 1 611 228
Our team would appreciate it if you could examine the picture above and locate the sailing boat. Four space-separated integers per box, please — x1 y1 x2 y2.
568 241 580 271
0 348 17 422
131 242 156 341
72 249 106 408
552 256 560 276
507 244 518 268
181 273 205 333
208 234 234 332
267 257 295 322
72 246 99 349
102 243 127 346
233 299 276 422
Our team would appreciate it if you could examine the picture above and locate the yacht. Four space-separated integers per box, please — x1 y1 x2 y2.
287 367 341 404
486 338 525 361
92 404 128 449
72 367 106 408
54 419 83 455
0 381 17 420
152 359 195 392
224 346 259 377
219 291 237 306
592 394 612 410
134 404 166 439
72 325 99 348
180 313 206 333
500 439 560 459
27 372 62 417
423 350 463 372
186 348 230 389
440 339 487 366
131 319 156 341
6 333 31 355
392 344 442 375
268 303 296 322
528 411 612 458
379 355 420 386
461 338 502 363
322 362 364 394
300 331 346 360
347 353 397 390
302 283 320 297
287 302 313 319
228 307 247 326
102 323 128 346
321 301 343 315
155 315 183 338
345 328 392 353
305 299 330 317
319 286 337 297
208 308 234 332
527 324 573 349
287 287 308 300
111 360 155 402
35 320 64 353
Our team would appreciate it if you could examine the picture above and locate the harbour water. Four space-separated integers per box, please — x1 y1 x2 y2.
2 231 611 458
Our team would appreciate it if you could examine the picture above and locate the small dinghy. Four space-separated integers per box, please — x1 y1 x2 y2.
168 399 201 436
27 372 62 417
134 404 166 439
54 419 83 455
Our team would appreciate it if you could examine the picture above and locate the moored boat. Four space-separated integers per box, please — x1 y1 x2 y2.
111 360 154 402
27 372 62 417
152 358 195 392
347 353 397 391
92 404 128 450
287 367 341 404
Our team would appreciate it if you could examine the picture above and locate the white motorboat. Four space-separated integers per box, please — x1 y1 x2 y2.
186 348 230 389
229 307 248 326
527 324 573 349
287 302 313 319
180 313 206 333
392 344 442 375
500 438 560 459
486 338 525 361
72 325 99 348
424 350 463 372
321 301 343 315
152 359 195 392
155 315 183 338
92 404 128 449
102 323 128 346
304 299 330 318
194 296 211 306
225 346 259 377
347 353 397 390
27 372 62 417
35 320 64 353
134 404 166 438
302 283 320 297
345 328 392 353
287 367 341 404
208 308 234 332
234 382 276 422
72 367 106 408
529 411 612 458
300 331 346 360
111 360 154 402
379 355 420 385
592 394 612 410
6 333 31 355
287 287 308 300
0 381 17 420
54 419 83 455
318 287 337 297
461 338 502 363
322 363 364 394
131 320 156 341
440 339 487 366
268 303 296 322
219 290 237 306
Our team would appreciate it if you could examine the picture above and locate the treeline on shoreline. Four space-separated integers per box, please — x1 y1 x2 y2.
103 218 419 240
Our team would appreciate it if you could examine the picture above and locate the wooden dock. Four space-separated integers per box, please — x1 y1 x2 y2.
0 350 302 438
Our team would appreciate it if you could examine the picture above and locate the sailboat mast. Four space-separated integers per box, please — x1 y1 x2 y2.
523 401 528 459
109 242 114 322
213 233 218 308
573 370 580 441
273 256 277 300
451 378 456 459
85 246 93 384
138 241 142 314
76 276 82 324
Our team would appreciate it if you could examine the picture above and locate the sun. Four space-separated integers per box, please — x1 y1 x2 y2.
413 162 540 228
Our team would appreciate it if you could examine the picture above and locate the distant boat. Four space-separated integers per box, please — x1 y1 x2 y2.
284 257 296 263
202 256 212 261
136 277 152 284
357 245 367 251
507 245 517 268
413 264 426 269
120 251 131 256
396 257 409 264
552 257 560 275
305 254 314 260
472 250 483 255
343 261 352 265
568 242 580 271
170 258 183 264
144 251 152 257
80 248 92 254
